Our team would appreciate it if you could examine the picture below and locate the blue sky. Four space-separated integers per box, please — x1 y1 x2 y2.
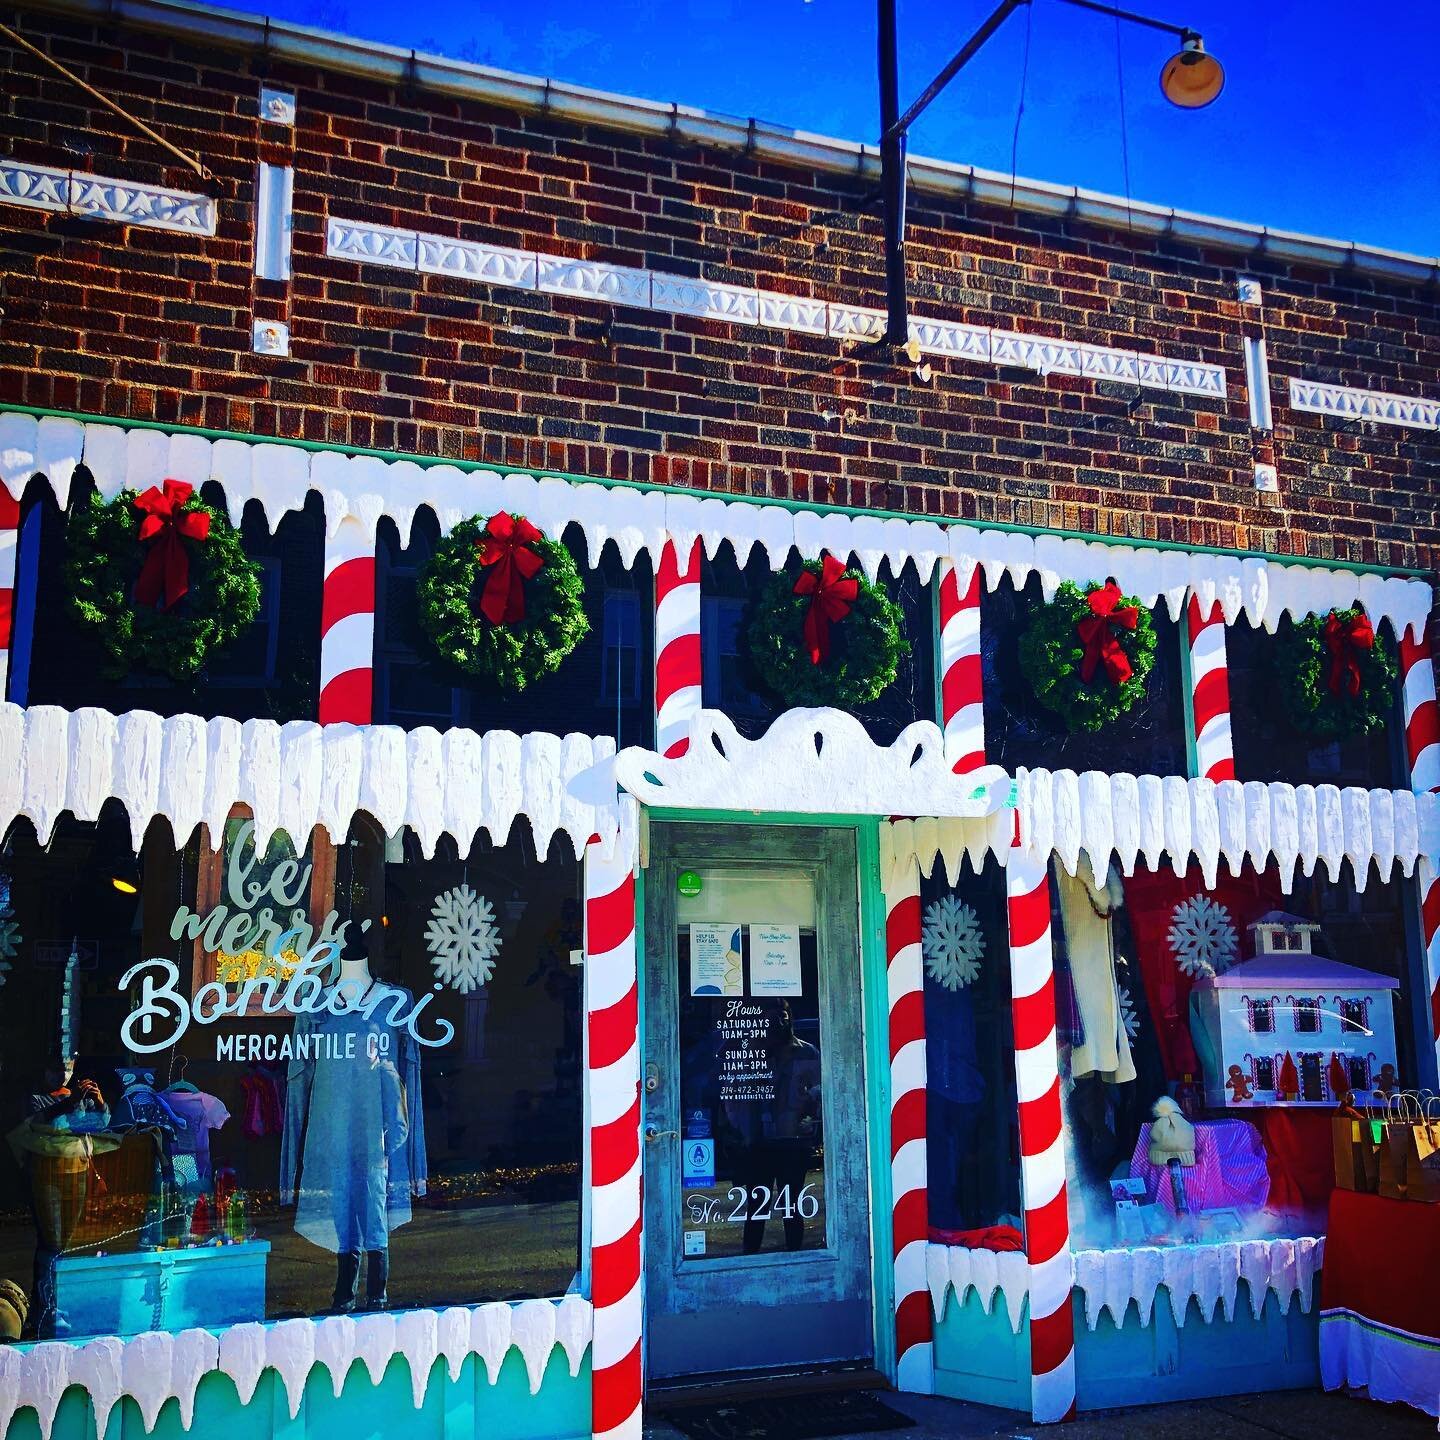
259 0 1437 255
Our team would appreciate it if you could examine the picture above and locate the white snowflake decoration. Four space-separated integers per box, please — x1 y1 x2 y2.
922 894 986 991
0 910 18 990
425 885 501 993
1166 894 1238 979
1118 985 1139 1041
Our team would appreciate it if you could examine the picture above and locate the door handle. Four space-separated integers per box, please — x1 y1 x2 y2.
644 1125 678 1143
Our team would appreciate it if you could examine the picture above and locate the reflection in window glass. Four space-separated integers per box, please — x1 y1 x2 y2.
0 812 581 1340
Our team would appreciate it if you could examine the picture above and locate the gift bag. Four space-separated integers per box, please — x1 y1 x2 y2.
1377 1093 1440 1203
1404 1098 1440 1204
1332 1109 1383 1193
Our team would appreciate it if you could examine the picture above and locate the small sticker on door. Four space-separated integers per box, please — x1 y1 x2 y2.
683 1230 707 1257
682 1138 715 1187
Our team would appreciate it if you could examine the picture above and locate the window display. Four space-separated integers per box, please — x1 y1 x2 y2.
0 809 582 1341
1052 852 1425 1251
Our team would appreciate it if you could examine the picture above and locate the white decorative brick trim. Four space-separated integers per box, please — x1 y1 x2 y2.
0 159 216 235
418 234 538 288
536 254 651 307
651 273 760 325
1289 378 1440 431
827 301 887 342
0 157 70 211
757 290 828 334
327 216 418 268
320 213 1228 400
911 316 992 362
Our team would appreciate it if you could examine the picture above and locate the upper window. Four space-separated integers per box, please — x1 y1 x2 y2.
21 478 322 721
981 576 1187 777
700 547 935 744
1227 617 1403 788
375 513 653 744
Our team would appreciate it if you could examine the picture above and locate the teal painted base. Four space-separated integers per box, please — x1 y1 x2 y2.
932 1290 1031 1412
1075 1284 1320 1410
4 1349 589 1440
932 1281 1320 1417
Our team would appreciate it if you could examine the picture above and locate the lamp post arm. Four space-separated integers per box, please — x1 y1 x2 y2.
1056 0 1195 44
884 0 1030 145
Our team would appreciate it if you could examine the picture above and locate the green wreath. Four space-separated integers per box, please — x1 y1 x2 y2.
65 483 262 682
1018 579 1158 733
1276 606 1396 740
416 512 589 691
746 556 908 708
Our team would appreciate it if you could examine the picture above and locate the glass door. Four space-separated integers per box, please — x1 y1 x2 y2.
643 822 872 1380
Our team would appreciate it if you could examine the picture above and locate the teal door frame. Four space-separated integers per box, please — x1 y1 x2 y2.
633 808 896 1384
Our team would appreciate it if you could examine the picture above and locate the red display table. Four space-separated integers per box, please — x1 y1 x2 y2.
1320 1188 1440 1418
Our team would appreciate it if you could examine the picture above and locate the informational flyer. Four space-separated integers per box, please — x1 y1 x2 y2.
749 923 802 996
690 921 743 997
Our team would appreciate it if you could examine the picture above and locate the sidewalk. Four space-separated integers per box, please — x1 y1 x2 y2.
644 1387 1436 1440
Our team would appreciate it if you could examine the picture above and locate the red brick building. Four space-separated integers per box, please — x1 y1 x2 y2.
0 2 1438 1437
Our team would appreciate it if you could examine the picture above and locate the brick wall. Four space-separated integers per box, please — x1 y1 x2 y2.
2 3 1437 571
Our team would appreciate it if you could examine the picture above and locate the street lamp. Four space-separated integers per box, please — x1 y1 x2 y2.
877 0 1224 346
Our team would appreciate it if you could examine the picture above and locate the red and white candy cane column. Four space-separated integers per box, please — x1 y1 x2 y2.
654 538 701 758
0 488 18 700
318 516 376 724
1006 828 1074 1423
938 562 985 773
1186 596 1234 782
1402 626 1440 1075
585 841 643 1440
884 839 931 1392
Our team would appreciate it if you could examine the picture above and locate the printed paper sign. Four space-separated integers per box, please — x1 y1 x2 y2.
682 1138 715 1187
691 922 742 996
683 1230 707 1257
749 923 802 996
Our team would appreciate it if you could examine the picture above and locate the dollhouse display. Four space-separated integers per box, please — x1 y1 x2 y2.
1190 911 1400 1109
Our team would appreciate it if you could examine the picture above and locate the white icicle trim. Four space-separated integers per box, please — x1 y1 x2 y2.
0 703 623 860
1070 1237 1325 1331
0 411 1428 637
925 1238 1324 1340
0 1298 593 1440
1015 769 1440 892
924 1244 1031 1335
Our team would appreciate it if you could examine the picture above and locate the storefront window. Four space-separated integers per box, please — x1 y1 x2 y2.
0 810 581 1341
1227 619 1404 787
1052 851 1424 1251
700 548 935 743
921 860 1022 1244
981 576 1187 777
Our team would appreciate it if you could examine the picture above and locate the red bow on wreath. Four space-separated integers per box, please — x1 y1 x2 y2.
475 511 545 626
1322 610 1374 697
133 479 210 612
793 554 859 666
1075 580 1139 685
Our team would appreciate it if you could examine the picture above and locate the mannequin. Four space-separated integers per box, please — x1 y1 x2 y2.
280 925 427 1314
